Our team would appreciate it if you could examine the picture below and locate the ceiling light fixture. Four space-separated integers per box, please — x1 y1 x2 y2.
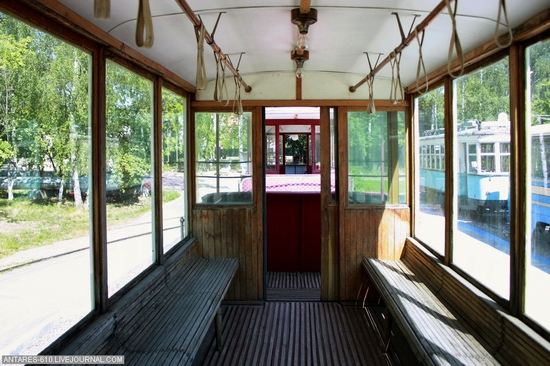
291 49 309 78
290 7 317 78
291 8 317 35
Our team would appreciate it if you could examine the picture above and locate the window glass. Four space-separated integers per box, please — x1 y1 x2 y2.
0 13 92 354
330 108 338 201
266 126 277 172
195 112 252 205
314 125 321 172
347 111 405 205
105 61 154 296
415 87 445 254
526 38 550 330
454 58 510 299
161 88 187 253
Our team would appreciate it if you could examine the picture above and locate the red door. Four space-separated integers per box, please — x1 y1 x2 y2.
266 193 321 272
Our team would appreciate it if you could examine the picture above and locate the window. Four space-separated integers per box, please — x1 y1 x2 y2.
0 13 91 354
195 112 252 205
161 88 187 253
468 144 478 173
415 86 445 254
330 108 338 201
453 58 510 299
347 111 405 205
105 61 154 296
500 143 510 173
266 128 277 172
526 37 550 331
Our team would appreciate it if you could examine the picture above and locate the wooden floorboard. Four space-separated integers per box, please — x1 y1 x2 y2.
267 272 321 302
194 272 419 365
267 272 321 289
197 302 408 366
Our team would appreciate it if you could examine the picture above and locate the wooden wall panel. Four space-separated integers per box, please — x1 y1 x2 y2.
321 204 339 301
190 106 264 302
192 208 263 301
339 207 410 302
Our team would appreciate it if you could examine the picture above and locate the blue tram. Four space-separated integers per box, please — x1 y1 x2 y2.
421 118 550 244
419 116 510 215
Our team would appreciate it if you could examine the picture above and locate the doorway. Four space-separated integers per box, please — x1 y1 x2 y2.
264 107 322 301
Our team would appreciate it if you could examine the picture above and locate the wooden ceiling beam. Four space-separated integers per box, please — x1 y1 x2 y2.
349 0 447 93
175 0 252 92
300 0 312 14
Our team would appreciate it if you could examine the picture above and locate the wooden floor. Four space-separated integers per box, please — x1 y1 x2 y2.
195 272 419 366
198 302 394 366
266 272 321 302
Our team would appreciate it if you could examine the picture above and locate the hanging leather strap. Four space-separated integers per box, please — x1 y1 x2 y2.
389 51 404 104
94 0 110 20
195 23 207 90
214 52 229 106
233 75 243 116
136 0 154 48
415 28 429 95
445 0 464 78
494 0 513 48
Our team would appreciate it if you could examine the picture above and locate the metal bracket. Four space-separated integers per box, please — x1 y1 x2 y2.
211 12 226 40
197 12 226 45
392 12 421 43
227 52 246 72
364 52 383 74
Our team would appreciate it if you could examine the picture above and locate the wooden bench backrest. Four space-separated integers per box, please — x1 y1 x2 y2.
59 240 199 355
402 239 550 366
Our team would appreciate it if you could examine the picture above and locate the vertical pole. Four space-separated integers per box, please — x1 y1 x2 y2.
92 46 108 312
215 113 220 194
153 77 163 263
509 43 526 317
444 77 455 265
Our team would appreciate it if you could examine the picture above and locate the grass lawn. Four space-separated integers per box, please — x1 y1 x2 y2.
0 191 181 259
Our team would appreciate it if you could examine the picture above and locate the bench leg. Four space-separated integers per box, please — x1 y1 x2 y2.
383 308 392 353
215 308 223 352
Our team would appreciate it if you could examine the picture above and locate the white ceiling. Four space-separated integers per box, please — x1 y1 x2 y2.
56 0 549 97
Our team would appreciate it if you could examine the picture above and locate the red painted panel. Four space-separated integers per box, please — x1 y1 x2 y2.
266 193 321 272
300 194 321 272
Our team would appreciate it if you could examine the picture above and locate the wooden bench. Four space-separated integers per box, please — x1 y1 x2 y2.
362 239 550 366
56 240 238 366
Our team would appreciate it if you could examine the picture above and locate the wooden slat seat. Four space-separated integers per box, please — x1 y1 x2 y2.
363 257 499 365
362 239 550 366
56 241 238 366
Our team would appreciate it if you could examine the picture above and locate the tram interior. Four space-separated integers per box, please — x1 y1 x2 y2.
1 0 550 365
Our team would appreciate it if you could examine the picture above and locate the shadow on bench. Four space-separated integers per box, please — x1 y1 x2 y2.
55 240 238 366
362 239 550 366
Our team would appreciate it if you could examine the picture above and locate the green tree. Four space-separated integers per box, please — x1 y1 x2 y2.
1 13 90 203
417 87 444 133
529 40 550 125
162 89 185 171
455 58 510 123
106 61 152 192
0 15 33 199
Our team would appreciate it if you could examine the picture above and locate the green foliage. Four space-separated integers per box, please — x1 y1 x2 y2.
195 112 251 170
529 40 550 124
106 60 152 188
0 12 90 206
162 190 181 203
284 134 307 163
0 195 157 258
455 58 510 123
162 88 186 170
417 86 445 132
0 140 14 163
